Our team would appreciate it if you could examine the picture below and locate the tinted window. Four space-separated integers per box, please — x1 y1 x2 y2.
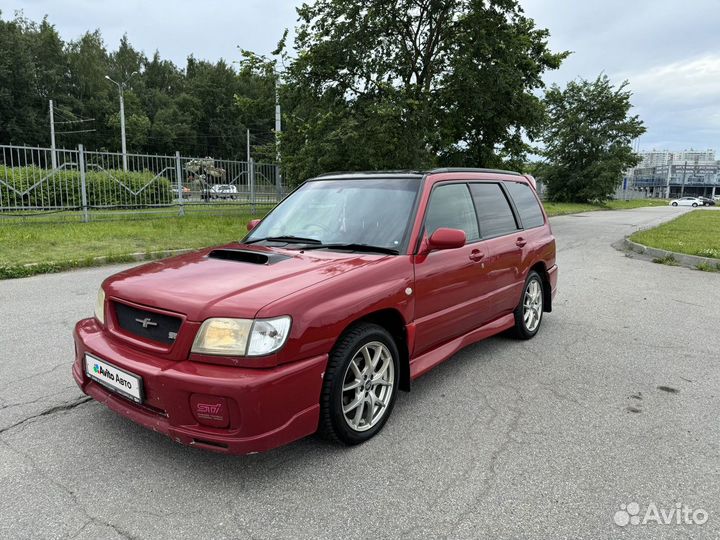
469 183 518 237
425 184 479 241
505 181 545 229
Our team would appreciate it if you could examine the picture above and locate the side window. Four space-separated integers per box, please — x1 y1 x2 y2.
505 181 545 229
424 184 479 241
469 183 518 238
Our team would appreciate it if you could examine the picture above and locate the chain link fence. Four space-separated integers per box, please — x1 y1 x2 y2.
0 144 285 222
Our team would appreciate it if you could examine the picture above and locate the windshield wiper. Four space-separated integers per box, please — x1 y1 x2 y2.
244 235 322 245
303 243 399 255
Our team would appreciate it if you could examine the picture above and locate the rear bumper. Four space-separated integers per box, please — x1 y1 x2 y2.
73 318 326 455
548 264 558 302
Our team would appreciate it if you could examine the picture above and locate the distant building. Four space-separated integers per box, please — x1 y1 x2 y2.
625 149 719 198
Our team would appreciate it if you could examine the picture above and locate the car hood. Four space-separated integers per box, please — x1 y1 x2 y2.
103 243 387 321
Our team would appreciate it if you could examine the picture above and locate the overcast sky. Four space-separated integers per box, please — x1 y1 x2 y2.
5 0 720 153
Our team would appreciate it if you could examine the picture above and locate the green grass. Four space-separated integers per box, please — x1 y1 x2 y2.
696 262 720 272
542 202 601 216
630 210 720 260
652 254 679 266
604 199 670 210
0 207 271 279
543 198 669 217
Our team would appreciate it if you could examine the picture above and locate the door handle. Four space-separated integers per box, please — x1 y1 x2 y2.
515 237 527 248
469 249 485 262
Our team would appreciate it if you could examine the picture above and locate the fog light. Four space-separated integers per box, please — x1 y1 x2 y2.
190 394 230 428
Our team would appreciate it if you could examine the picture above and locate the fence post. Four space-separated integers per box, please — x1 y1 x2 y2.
78 144 89 223
175 151 184 217
249 158 256 215
276 165 282 200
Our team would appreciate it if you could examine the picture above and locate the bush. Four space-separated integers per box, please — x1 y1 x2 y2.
0 165 173 209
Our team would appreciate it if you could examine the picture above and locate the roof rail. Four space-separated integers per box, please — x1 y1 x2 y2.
309 167 523 180
312 170 424 178
427 167 522 176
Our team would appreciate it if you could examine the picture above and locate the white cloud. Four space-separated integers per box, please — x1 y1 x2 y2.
627 55 720 106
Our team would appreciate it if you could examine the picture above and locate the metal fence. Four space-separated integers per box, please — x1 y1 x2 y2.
0 144 285 222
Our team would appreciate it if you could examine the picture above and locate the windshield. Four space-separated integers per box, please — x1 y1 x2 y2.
245 178 420 251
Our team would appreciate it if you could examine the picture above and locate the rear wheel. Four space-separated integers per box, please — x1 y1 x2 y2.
672 202 678 206
318 323 399 445
512 271 544 340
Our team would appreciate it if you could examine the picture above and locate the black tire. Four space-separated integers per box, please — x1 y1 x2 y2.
511 271 544 340
318 323 400 445
692 203 698 207
672 202 678 206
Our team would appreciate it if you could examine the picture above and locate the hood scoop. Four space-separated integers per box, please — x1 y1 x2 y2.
208 249 290 265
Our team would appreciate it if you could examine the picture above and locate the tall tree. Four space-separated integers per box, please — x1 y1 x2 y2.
0 13 43 145
540 75 646 202
0 11 276 159
64 30 113 149
276 0 567 184
185 57 245 158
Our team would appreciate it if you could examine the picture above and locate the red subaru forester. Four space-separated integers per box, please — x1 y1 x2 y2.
73 169 557 454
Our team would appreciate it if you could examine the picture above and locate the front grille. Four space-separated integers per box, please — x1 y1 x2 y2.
114 302 182 345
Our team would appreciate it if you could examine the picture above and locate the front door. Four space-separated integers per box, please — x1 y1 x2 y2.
413 183 491 357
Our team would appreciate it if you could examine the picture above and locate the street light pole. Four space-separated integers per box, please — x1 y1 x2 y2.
105 72 137 172
49 99 57 169
274 68 282 196
118 86 127 171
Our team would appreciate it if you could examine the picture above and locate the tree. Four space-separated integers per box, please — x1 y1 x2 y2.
540 75 646 202
0 13 43 145
0 11 277 159
273 0 567 184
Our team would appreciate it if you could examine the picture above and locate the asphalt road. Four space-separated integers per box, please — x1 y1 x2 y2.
1 206 718 539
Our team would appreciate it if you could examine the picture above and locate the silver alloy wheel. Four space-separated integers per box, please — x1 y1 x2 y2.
523 278 543 332
341 341 395 432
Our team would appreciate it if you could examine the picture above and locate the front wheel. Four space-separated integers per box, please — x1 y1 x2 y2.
692 203 698 207
318 323 399 445
512 271 544 340
672 202 678 206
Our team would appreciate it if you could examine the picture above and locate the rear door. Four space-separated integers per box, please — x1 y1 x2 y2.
495 180 550 312
469 182 524 315
412 183 490 356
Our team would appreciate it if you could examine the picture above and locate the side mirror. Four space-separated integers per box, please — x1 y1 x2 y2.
428 228 466 251
247 219 261 231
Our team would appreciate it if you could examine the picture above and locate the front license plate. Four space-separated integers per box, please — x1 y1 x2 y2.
85 354 143 403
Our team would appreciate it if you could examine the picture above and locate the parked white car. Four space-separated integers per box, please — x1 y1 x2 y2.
669 197 702 207
204 184 238 200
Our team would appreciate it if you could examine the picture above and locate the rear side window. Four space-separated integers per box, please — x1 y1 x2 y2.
505 181 545 229
425 184 479 241
469 183 518 238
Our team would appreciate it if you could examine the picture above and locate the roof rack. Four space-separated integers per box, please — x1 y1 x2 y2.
311 167 523 180
313 170 424 178
427 167 523 176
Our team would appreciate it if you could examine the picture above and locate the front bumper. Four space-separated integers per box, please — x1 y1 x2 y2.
73 318 327 455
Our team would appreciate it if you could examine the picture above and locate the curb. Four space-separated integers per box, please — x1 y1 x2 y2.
623 238 720 270
0 248 197 280
19 248 196 270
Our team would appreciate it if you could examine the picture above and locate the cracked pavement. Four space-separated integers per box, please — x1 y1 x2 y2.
1 206 719 539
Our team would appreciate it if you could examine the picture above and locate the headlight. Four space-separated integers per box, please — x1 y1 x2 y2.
95 288 106 325
192 316 291 357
